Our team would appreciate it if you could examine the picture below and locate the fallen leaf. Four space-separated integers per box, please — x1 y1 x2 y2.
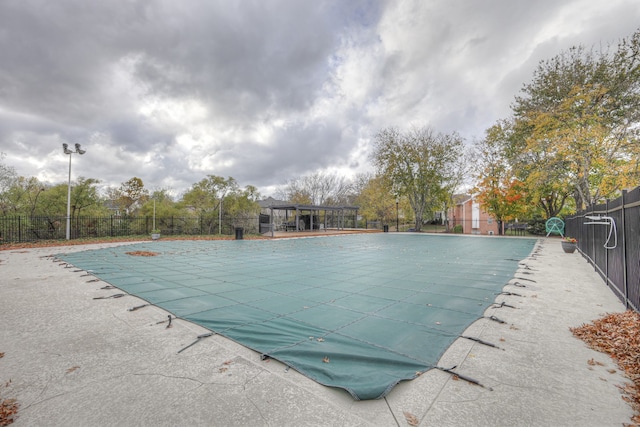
403 411 419 426
66 366 80 374
125 251 159 257
0 397 19 426
316 338 324 342
571 310 640 423
322 356 330 363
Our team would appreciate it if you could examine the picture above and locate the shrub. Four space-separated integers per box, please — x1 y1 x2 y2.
527 216 547 235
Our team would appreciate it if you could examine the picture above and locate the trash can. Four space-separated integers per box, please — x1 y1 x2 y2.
235 227 244 240
383 224 389 232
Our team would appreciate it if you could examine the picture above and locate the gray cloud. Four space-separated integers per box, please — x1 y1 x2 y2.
0 0 638 197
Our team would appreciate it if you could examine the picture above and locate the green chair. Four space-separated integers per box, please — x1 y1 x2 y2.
545 217 565 237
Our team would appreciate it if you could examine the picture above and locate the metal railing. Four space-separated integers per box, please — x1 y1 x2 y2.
565 186 640 312
0 215 262 243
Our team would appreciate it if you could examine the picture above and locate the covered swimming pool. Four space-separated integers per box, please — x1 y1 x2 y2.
58 233 537 400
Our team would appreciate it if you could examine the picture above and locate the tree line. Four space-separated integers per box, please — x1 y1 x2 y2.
1 28 638 234
473 28 640 227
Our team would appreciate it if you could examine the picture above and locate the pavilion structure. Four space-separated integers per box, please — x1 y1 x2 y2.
266 203 359 237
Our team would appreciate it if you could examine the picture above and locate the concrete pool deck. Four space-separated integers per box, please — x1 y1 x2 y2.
0 236 634 426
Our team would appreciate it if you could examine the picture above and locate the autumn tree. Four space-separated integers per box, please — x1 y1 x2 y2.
371 126 465 231
107 177 149 215
354 173 396 226
510 29 640 210
476 123 532 232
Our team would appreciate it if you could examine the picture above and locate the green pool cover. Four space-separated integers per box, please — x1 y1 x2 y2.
58 234 536 400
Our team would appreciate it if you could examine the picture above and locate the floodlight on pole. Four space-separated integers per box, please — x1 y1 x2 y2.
63 143 86 240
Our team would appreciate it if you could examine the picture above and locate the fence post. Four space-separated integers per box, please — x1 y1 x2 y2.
590 203 596 271
605 199 609 284
621 190 629 308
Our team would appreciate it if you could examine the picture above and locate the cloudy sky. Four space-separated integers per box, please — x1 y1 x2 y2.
1 0 638 198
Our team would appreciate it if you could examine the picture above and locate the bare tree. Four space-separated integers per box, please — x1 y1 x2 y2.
281 172 354 205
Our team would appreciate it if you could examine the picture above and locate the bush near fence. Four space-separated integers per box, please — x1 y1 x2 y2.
565 186 640 312
0 215 262 243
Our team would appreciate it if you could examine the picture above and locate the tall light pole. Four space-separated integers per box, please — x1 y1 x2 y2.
63 143 86 240
218 196 223 235
396 196 399 232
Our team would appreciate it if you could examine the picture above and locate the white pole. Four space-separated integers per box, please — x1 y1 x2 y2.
218 197 222 235
66 153 72 240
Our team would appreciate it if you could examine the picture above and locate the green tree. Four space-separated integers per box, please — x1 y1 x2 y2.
181 175 238 214
371 126 464 231
224 185 261 217
0 153 18 215
140 189 183 219
180 175 239 233
37 184 68 217
70 177 103 219
0 176 43 215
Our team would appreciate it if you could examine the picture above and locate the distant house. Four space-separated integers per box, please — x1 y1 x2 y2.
448 194 499 235
103 200 122 216
258 197 288 217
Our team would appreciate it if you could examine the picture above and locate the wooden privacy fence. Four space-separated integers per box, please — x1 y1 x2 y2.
565 186 640 312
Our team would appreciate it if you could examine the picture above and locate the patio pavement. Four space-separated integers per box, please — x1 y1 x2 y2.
0 235 633 426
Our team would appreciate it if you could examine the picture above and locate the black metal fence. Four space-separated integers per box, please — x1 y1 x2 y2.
0 215 262 243
565 186 640 312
